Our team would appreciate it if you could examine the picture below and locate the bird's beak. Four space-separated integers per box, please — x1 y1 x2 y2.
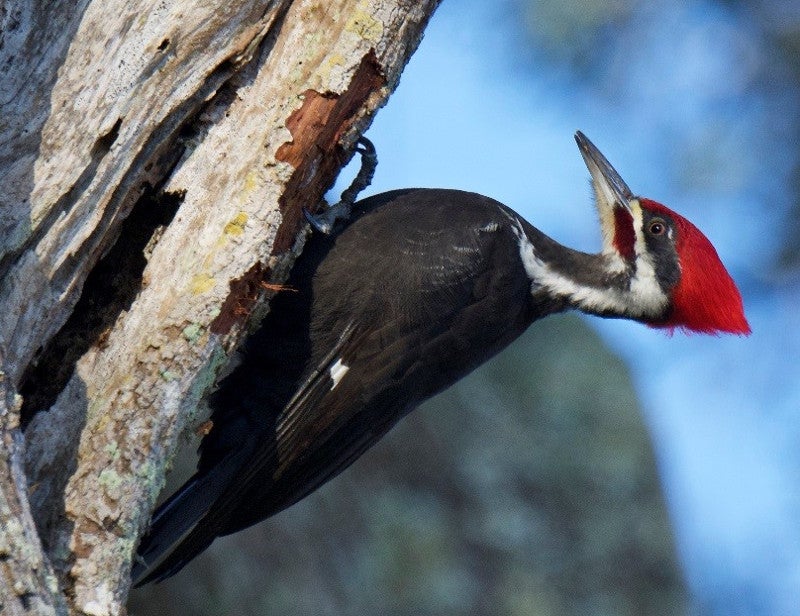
574 131 636 259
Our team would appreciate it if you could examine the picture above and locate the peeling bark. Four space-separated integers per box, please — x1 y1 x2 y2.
0 381 63 616
0 0 440 613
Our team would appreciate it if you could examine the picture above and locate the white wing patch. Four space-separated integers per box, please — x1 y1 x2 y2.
511 218 668 318
329 358 349 390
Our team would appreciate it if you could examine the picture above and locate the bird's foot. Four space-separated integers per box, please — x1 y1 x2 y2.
304 136 377 234
304 201 351 234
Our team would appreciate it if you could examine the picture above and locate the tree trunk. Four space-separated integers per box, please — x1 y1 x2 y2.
0 0 440 613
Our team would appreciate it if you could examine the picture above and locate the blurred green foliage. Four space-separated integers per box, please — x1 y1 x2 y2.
130 316 685 615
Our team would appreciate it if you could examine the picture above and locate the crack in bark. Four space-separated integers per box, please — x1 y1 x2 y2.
17 6 291 408
19 188 184 426
2 1 441 611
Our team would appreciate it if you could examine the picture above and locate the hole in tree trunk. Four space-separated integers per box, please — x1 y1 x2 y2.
18 187 185 426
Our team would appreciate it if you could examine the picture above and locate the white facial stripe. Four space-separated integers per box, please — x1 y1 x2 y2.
330 358 349 390
627 199 673 307
512 218 668 318
629 199 649 257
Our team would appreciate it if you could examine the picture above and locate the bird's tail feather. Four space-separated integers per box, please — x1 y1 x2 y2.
133 516 217 586
131 449 249 586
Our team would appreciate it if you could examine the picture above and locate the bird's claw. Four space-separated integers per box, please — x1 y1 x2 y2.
305 136 377 235
304 202 352 235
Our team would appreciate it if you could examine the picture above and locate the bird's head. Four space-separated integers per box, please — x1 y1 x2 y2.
575 131 750 335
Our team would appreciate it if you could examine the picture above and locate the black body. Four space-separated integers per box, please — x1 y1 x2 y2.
133 189 566 584
125 132 757 584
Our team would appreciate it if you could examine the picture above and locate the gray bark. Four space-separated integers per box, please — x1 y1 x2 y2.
0 0 440 613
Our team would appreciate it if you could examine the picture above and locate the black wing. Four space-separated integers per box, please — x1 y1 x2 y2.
133 189 537 585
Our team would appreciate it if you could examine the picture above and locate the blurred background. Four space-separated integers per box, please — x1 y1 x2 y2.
130 0 800 614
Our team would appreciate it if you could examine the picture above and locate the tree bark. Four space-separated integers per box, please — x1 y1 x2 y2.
0 0 440 613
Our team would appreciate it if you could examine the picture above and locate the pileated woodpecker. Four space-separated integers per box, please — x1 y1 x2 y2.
132 132 749 585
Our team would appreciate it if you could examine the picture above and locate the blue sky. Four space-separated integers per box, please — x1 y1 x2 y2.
332 1 800 613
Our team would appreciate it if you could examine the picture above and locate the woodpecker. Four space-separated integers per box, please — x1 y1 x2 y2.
132 132 750 585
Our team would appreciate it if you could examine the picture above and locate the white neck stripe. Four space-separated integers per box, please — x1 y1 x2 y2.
511 218 669 318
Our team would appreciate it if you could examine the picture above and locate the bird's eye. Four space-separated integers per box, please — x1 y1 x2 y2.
648 219 667 236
